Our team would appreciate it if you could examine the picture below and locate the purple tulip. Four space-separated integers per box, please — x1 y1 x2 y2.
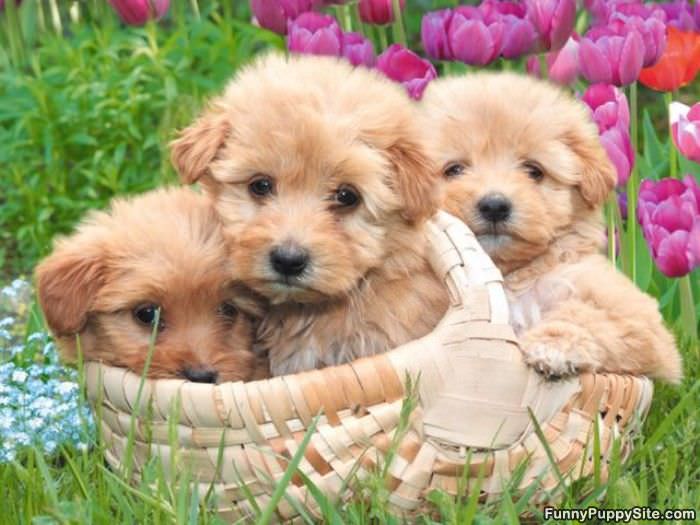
341 31 375 67
525 0 577 52
376 44 437 100
671 102 700 164
250 0 317 35
421 9 454 61
481 0 537 58
618 191 628 220
449 6 504 66
659 0 698 32
358 0 405 25
287 12 343 57
581 84 633 186
638 176 700 277
107 0 170 25
602 14 666 68
526 33 580 85
578 28 645 87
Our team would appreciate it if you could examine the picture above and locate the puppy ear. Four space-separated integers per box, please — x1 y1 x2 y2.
229 283 268 320
170 102 231 184
35 248 104 336
387 138 442 223
565 128 617 208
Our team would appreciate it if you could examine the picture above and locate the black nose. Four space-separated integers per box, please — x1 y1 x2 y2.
182 366 218 384
477 194 512 223
269 244 310 277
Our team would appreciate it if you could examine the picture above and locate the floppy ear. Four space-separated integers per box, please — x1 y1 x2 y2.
387 138 442 224
35 248 105 336
565 127 617 208
170 102 231 184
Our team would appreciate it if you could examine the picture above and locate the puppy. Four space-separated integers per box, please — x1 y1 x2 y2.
171 53 449 375
421 73 682 382
35 187 268 383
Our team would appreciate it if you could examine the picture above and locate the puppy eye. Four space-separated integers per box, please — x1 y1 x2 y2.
333 184 361 209
248 175 275 198
218 302 238 319
523 161 544 182
133 304 163 329
444 162 467 178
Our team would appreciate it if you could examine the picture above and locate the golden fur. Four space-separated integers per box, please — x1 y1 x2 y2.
35 187 268 383
171 53 448 375
422 73 682 382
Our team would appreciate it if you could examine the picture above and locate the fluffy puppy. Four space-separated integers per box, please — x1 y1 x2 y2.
35 187 268 383
171 53 448 375
421 73 682 382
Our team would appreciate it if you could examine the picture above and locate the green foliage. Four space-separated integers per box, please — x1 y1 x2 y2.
0 3 281 276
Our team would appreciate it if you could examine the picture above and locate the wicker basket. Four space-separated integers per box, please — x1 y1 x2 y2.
85 211 653 521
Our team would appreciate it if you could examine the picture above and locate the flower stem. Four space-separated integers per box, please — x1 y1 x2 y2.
338 4 353 32
624 81 639 284
538 53 548 80
391 0 407 46
47 0 63 36
664 91 679 179
679 274 697 342
378 24 389 50
189 0 200 20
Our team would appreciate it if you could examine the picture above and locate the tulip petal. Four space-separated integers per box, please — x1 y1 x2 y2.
579 37 613 84
618 31 645 85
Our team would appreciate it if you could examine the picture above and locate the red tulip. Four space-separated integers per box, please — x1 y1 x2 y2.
639 26 700 92
108 0 170 26
358 0 405 26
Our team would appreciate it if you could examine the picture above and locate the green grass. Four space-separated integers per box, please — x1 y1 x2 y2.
1 0 699 523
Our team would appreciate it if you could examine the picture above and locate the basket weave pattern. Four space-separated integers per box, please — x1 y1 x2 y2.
85 211 653 521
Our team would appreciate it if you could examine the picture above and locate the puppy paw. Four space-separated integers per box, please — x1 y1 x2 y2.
520 341 583 380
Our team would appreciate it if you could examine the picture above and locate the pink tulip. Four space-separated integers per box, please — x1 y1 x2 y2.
525 0 577 52
481 0 537 58
250 0 317 35
579 29 645 86
581 83 630 132
287 12 343 57
341 31 375 67
526 33 580 85
671 102 700 164
638 176 700 277
107 0 170 25
358 0 405 25
601 14 667 68
581 84 633 186
449 6 504 66
421 9 454 61
376 44 437 100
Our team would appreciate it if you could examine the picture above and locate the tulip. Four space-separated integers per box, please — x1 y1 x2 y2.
481 0 537 59
638 176 700 277
525 0 577 52
358 0 405 26
107 0 170 25
659 0 697 32
578 29 644 86
602 13 667 68
581 84 633 186
449 6 504 66
250 0 317 35
581 83 630 132
376 44 437 100
287 12 343 57
618 191 628 221
526 33 579 85
421 9 454 61
639 27 700 92
671 102 700 164
341 31 375 67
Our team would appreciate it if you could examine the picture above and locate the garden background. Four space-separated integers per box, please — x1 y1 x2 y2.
0 0 699 522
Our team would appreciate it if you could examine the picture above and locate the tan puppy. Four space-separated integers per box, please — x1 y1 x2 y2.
422 73 682 382
36 187 268 383
171 53 448 375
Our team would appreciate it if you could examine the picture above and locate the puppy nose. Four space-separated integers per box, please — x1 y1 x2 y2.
269 244 309 277
182 366 218 384
477 194 512 223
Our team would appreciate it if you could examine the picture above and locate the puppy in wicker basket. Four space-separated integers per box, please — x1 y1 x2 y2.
35 187 268 383
422 73 682 382
171 53 449 375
